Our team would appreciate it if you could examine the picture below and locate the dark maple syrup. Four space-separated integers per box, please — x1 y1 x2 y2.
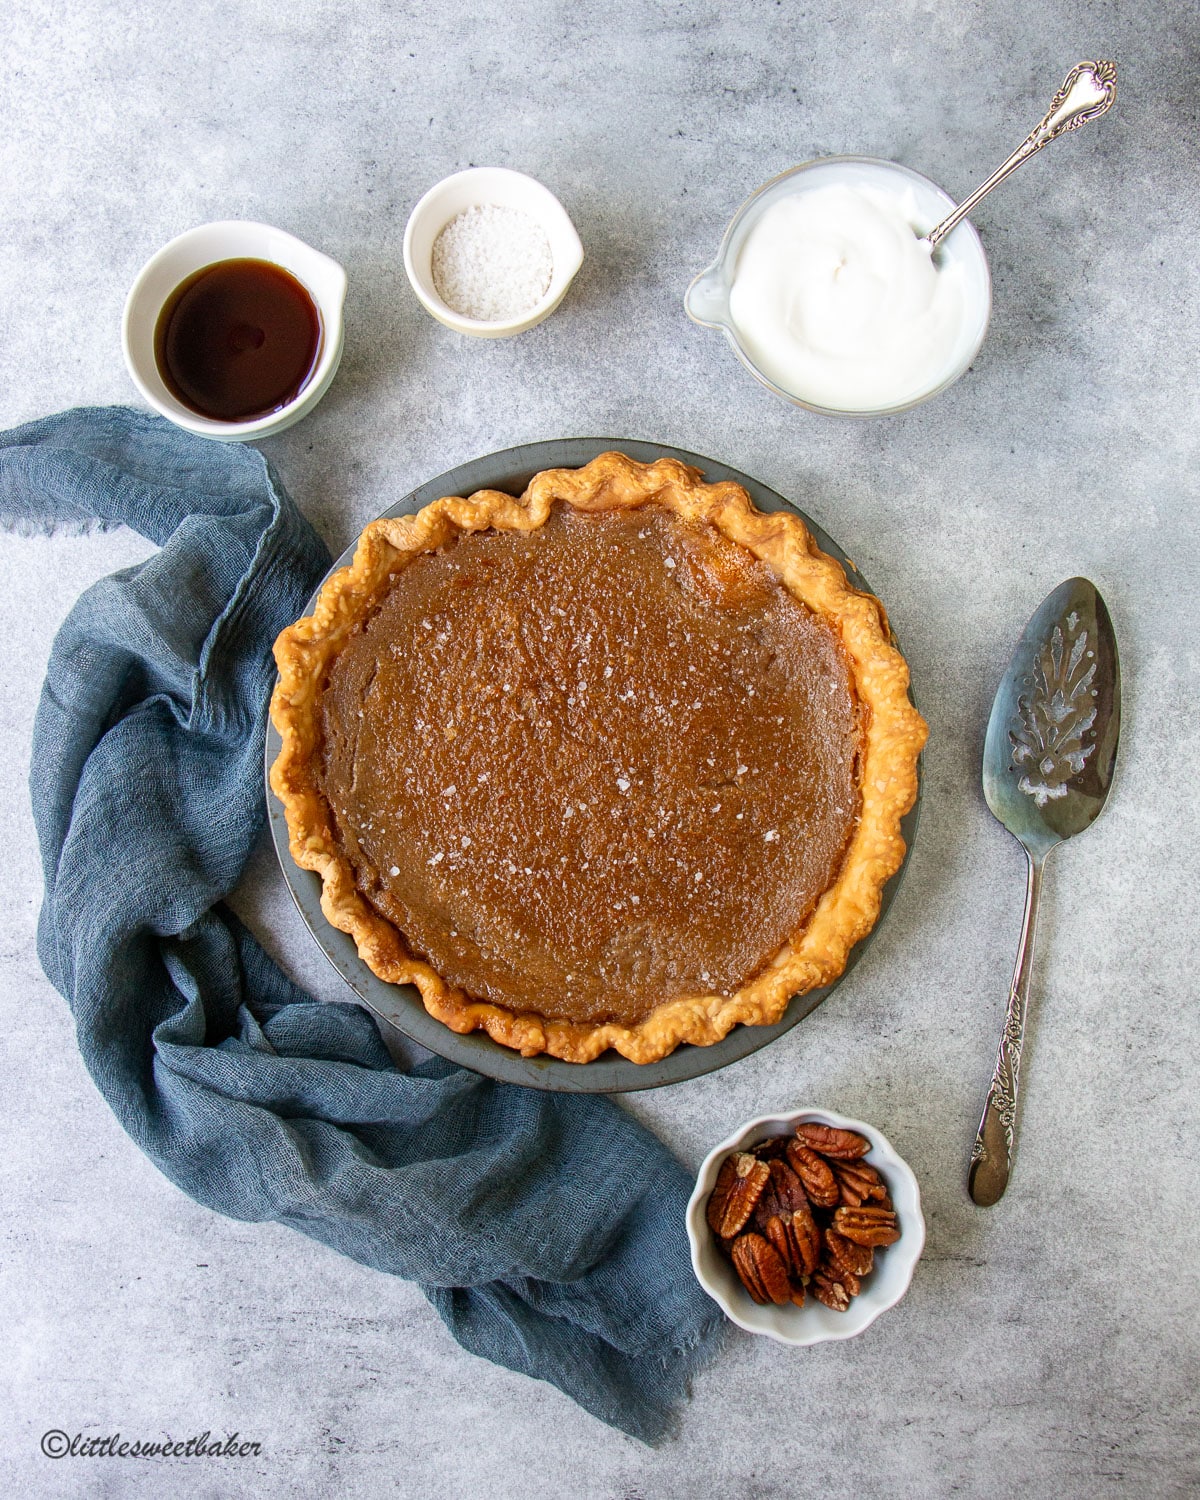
154 258 322 422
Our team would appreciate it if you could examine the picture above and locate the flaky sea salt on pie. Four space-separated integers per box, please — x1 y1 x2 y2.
269 453 926 1063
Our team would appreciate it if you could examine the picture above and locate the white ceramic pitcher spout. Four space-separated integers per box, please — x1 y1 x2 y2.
684 264 732 330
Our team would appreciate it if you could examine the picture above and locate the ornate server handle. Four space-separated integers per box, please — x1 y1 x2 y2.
924 60 1117 254
968 849 1046 1206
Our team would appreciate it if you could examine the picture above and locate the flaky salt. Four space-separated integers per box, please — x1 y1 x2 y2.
432 204 553 321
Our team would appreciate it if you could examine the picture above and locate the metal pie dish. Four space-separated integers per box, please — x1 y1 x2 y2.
686 1108 925 1345
265 438 922 1093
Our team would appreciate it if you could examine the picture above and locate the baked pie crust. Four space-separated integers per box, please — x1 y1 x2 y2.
269 452 927 1063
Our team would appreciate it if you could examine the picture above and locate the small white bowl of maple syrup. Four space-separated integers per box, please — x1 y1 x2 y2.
122 220 348 442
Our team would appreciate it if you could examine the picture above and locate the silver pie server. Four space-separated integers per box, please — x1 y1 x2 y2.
968 578 1120 1206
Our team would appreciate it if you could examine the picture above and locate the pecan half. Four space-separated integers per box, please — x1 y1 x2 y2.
707 1152 770 1238
756 1158 810 1221
785 1140 840 1207
810 1267 852 1312
824 1227 874 1278
793 1122 870 1160
832 1205 901 1247
821 1257 862 1297
731 1231 793 1306
762 1213 796 1275
795 1204 822 1277
832 1158 888 1208
762 1206 821 1280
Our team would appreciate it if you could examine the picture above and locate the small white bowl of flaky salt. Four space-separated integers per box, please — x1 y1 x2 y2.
403 167 584 338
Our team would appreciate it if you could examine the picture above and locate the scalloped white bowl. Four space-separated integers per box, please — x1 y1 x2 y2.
686 1107 925 1345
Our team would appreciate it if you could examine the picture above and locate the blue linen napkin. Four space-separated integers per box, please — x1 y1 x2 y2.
4 406 723 1442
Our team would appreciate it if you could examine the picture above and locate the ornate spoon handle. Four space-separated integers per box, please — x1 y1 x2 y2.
923 60 1117 254
967 847 1047 1206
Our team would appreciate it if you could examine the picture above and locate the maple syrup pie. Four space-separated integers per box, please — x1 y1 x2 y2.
269 453 927 1063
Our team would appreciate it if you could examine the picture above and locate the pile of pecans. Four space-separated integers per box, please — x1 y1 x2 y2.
706 1121 900 1312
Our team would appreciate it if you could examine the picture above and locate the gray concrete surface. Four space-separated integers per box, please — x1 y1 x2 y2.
2 2 1198 1496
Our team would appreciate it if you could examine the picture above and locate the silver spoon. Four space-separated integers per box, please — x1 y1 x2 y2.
922 60 1117 256
968 578 1121 1206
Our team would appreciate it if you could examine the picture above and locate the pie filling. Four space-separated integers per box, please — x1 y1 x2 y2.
318 503 864 1027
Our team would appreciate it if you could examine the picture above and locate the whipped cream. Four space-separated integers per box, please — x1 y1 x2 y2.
729 178 977 411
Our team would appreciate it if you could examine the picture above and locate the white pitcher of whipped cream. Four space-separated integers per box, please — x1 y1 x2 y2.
686 156 991 418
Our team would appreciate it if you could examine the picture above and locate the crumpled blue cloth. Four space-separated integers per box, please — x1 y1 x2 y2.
6 407 723 1442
